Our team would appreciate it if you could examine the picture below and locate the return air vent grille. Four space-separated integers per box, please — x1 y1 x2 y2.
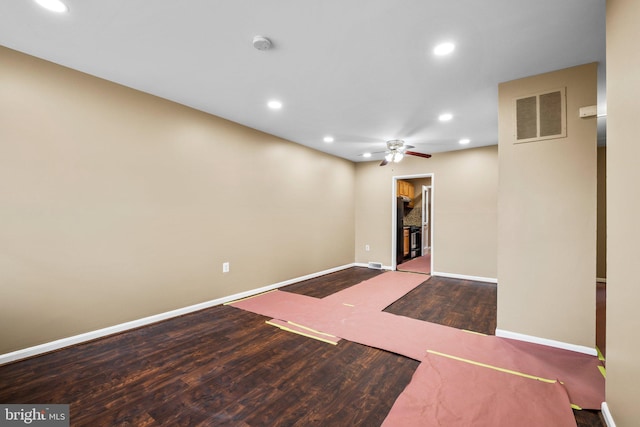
368 262 383 270
515 87 566 143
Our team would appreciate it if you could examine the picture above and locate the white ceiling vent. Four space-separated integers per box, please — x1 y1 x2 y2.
515 87 566 143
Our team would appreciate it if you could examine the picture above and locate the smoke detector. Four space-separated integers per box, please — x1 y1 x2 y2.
253 36 272 51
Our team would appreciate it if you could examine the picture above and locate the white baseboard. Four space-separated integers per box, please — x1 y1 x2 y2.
601 402 616 427
0 263 355 366
495 328 597 356
432 271 498 284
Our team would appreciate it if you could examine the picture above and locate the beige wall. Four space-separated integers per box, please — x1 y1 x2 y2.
606 1 640 425
355 145 498 279
497 63 597 348
597 147 606 279
0 46 355 354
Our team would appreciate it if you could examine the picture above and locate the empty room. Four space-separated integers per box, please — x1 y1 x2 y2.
1 1 638 426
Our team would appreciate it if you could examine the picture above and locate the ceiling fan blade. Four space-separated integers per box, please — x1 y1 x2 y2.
379 158 389 166
406 151 432 159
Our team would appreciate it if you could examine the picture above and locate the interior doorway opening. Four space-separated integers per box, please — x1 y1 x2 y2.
392 174 433 274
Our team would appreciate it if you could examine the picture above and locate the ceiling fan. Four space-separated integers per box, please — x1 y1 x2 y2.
376 139 432 166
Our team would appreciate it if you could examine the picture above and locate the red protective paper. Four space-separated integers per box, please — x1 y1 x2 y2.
397 254 431 275
322 270 427 310
228 274 604 411
382 353 577 427
266 318 341 345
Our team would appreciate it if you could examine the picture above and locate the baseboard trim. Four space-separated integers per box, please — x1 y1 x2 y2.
495 328 597 356
0 263 355 366
601 402 616 427
432 271 498 284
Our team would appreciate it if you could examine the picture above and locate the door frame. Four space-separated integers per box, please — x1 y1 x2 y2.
421 185 431 255
391 173 434 270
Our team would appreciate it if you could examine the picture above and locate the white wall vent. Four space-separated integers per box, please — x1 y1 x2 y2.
367 262 383 270
514 87 566 143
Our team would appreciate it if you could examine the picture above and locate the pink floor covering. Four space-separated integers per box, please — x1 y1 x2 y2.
266 318 342 345
228 271 604 422
397 254 431 275
382 353 577 427
264 271 427 344
321 270 427 310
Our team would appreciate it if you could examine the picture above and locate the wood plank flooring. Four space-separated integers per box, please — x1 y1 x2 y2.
0 268 604 426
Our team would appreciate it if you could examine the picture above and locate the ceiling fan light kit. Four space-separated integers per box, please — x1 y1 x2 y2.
377 139 431 166
385 152 404 163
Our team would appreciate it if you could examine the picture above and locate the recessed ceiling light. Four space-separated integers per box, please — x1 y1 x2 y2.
267 100 282 110
459 138 471 145
438 113 453 122
433 42 455 56
363 152 372 158
323 136 334 143
35 0 68 13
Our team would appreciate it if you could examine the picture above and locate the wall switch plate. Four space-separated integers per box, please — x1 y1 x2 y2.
222 262 230 273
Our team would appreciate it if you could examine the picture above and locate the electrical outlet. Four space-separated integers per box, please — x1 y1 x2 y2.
365 245 370 251
222 262 230 273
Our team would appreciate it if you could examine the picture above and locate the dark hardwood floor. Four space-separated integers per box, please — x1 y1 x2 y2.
0 268 604 426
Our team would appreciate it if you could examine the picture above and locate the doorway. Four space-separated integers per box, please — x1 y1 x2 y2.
392 174 433 275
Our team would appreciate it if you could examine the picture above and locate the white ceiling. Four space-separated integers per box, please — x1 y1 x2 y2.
0 0 606 162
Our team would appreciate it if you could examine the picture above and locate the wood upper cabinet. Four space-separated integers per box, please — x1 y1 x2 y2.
397 180 415 208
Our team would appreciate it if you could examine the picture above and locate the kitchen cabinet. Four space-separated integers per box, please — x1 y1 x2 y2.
403 228 410 257
397 180 415 208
